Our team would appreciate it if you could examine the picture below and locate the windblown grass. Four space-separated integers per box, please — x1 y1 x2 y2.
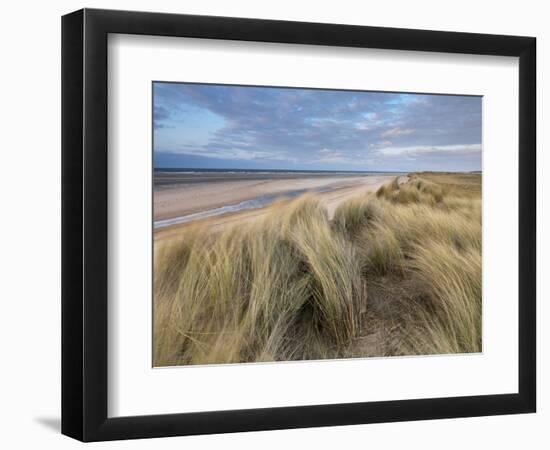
154 196 367 366
154 172 481 366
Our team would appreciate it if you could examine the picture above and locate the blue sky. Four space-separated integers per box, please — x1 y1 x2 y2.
153 82 482 172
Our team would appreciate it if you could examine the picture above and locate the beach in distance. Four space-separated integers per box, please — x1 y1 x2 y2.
154 169 403 239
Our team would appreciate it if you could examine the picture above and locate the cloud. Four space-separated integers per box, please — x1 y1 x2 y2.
376 143 482 158
153 105 172 129
370 140 393 149
176 143 296 162
381 127 415 138
154 105 170 121
314 148 349 163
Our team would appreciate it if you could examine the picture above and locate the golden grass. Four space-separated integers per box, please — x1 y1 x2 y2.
154 172 481 366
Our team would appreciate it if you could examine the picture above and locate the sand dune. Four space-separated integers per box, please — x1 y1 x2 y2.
154 173 482 366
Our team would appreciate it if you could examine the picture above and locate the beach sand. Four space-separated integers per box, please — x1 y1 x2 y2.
154 175 397 241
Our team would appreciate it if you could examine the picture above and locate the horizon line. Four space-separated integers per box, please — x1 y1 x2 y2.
154 167 481 173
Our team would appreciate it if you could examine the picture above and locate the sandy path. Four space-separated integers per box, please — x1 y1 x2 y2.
154 175 395 242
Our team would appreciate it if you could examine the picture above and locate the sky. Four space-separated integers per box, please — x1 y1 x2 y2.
153 82 482 172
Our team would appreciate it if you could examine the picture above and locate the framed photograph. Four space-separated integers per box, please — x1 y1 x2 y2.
61 8 536 441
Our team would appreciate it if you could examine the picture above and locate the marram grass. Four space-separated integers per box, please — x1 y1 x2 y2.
154 173 481 366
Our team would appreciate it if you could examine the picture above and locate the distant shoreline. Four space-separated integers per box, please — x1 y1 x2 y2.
154 169 406 189
155 167 405 173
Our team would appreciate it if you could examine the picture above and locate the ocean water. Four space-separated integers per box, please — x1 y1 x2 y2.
154 168 401 176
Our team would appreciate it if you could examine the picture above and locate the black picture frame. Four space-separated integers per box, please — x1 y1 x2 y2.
61 8 536 442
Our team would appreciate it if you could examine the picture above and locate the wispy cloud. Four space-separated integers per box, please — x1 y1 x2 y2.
381 127 415 138
376 143 482 158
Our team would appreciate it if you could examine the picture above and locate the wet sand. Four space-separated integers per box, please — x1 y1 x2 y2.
154 174 397 241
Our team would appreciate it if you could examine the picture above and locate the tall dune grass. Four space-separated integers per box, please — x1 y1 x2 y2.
154 173 481 366
154 196 367 366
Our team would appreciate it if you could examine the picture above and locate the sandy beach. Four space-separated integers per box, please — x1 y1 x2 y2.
154 173 398 241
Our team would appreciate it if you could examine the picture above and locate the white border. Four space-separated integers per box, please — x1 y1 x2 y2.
107 34 519 417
